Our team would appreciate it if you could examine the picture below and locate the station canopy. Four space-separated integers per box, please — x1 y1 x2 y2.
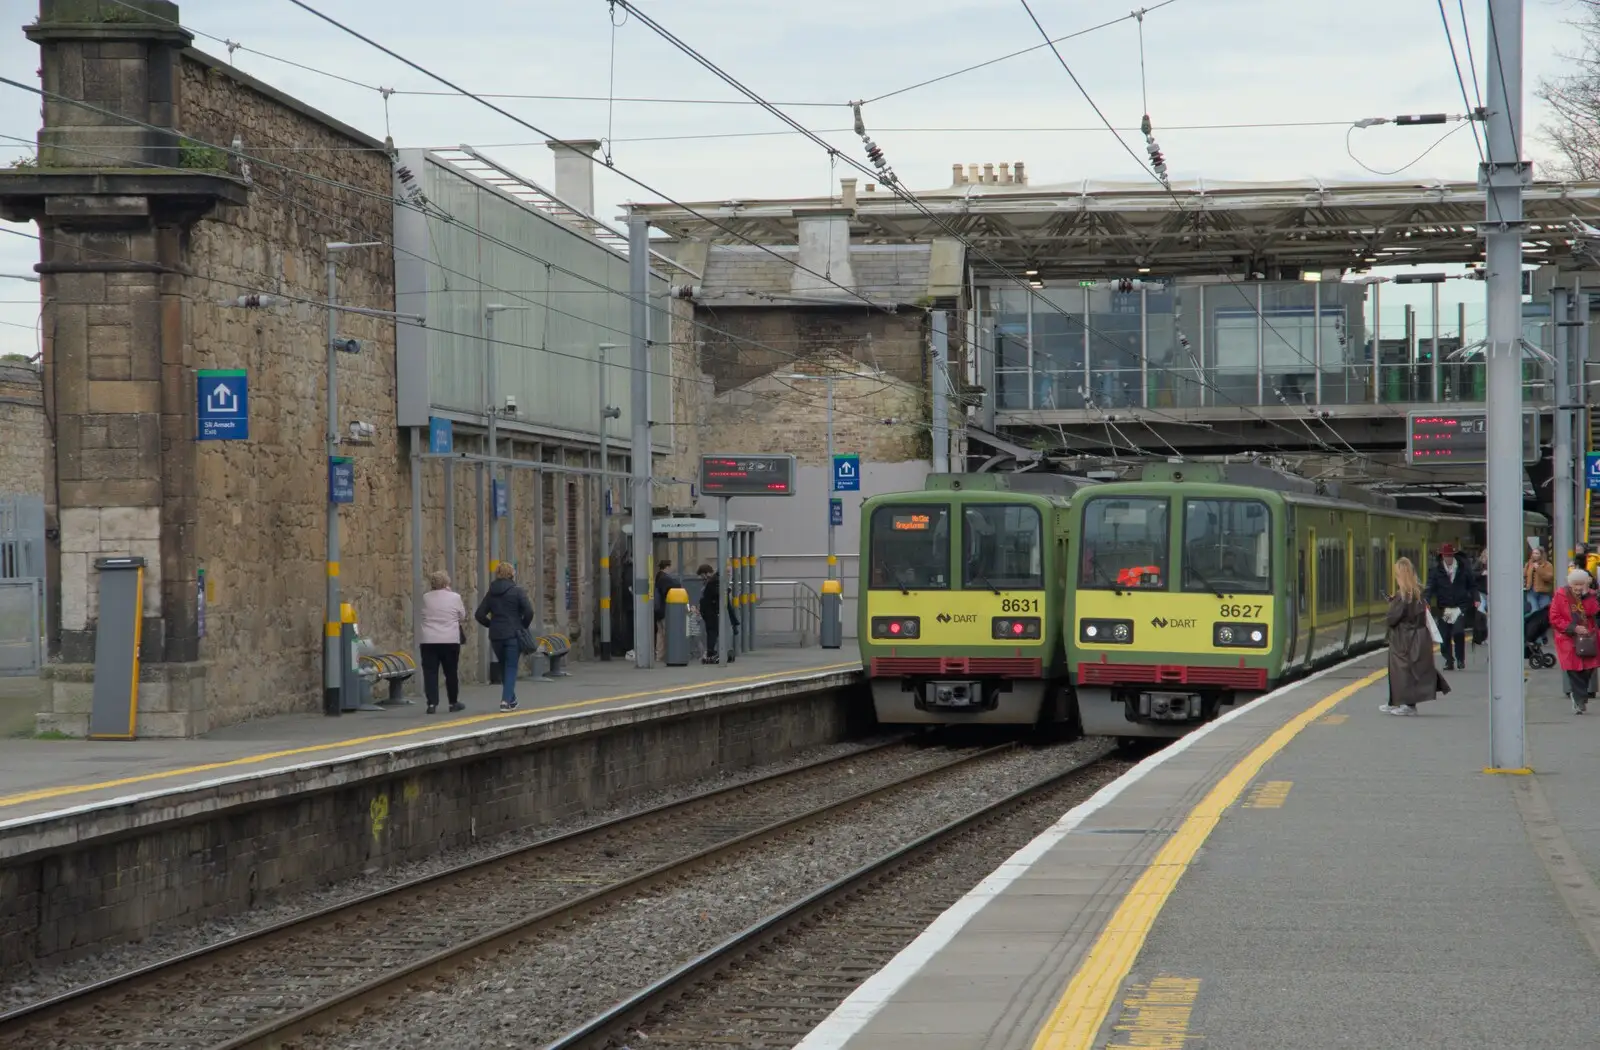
626 177 1600 279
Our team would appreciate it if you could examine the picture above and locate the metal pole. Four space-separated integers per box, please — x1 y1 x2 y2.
323 256 341 716
410 426 424 667
629 214 654 668
486 307 499 573
1483 0 1527 771
1554 286 1573 569
477 454 488 682
598 343 616 659
931 311 950 473
1577 285 1590 552
1431 282 1442 403
445 459 456 586
718 496 731 664
1370 283 1381 404
826 375 837 582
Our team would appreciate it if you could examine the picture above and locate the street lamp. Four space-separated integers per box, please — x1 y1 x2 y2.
774 371 838 582
596 342 621 658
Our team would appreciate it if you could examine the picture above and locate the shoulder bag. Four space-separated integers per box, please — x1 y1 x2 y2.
1423 604 1443 645
1576 598 1599 659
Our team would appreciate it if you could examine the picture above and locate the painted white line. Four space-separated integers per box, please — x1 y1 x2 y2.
791 651 1386 1050
0 666 860 833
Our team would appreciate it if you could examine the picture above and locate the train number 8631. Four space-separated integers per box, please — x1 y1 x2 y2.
1218 603 1264 618
1000 597 1040 613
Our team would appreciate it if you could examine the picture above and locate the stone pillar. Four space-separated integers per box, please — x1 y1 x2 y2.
0 0 245 736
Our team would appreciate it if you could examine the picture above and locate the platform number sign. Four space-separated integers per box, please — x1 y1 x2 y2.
197 369 248 440
1587 453 1600 492
832 453 860 492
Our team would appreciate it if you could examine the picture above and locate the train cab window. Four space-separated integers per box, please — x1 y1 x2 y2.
868 505 951 590
1079 497 1169 590
963 504 1044 590
1181 499 1271 594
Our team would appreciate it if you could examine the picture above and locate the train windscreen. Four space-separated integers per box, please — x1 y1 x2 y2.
1078 496 1169 590
962 504 1044 590
1181 499 1271 593
868 504 951 590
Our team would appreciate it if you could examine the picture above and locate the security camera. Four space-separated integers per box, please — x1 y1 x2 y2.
348 421 376 442
503 394 518 415
331 337 361 355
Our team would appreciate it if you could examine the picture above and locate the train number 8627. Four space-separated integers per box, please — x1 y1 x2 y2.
1218 603 1264 618
1000 597 1040 613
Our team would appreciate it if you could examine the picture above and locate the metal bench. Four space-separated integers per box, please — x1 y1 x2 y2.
529 632 572 681
358 650 417 703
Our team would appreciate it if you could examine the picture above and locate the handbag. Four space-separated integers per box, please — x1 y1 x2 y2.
1573 598 1598 659
1424 605 1443 645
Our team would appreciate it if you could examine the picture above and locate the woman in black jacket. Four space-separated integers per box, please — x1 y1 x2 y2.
475 562 534 711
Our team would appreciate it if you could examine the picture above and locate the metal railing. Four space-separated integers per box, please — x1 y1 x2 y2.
753 580 823 647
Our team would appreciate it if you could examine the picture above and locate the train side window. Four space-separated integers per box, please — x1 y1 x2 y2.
868 504 951 590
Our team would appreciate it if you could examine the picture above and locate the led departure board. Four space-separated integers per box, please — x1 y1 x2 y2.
698 454 796 497
1405 410 1538 466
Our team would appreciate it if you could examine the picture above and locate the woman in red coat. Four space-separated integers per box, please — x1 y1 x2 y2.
1548 568 1600 714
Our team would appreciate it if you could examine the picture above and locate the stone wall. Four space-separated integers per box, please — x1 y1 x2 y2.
0 364 46 498
695 306 927 395
660 295 706 513
177 53 406 728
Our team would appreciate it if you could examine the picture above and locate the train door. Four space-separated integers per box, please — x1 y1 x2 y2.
1345 526 1358 650
1307 526 1319 662
1282 505 1299 670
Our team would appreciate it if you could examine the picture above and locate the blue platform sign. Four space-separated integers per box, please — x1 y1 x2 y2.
832 453 860 492
428 416 453 454
329 456 354 504
829 497 843 526
1587 453 1600 492
197 369 248 440
493 479 508 519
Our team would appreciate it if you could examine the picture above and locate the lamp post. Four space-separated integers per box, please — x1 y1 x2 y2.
597 342 621 658
323 241 384 717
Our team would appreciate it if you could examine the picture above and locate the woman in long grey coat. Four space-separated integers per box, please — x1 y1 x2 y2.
1382 556 1451 716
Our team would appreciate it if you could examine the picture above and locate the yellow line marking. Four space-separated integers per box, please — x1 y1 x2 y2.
0 661 862 810
1317 713 1348 725
1030 666 1386 1050
1485 767 1535 775
1242 780 1293 809
1108 976 1200 1048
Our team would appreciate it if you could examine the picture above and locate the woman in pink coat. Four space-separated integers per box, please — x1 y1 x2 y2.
418 570 469 714
1548 568 1600 715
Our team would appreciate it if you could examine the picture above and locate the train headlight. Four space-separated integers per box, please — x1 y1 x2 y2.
993 616 1042 640
871 616 921 639
1213 621 1269 648
1080 618 1134 645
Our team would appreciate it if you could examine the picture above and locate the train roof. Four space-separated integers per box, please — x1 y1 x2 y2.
922 472 1095 496
1133 461 1401 510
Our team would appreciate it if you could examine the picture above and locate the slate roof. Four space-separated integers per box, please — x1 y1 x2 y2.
697 243 932 307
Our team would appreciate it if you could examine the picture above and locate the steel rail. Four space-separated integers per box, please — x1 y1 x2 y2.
206 741 1018 1050
0 735 919 1035
543 746 1117 1050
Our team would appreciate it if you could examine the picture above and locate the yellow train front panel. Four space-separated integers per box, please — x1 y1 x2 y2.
863 590 1049 649
1070 590 1279 691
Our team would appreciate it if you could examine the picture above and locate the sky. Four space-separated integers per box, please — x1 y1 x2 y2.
0 0 1591 358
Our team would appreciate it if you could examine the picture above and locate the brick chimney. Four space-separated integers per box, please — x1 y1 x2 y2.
545 139 601 216
791 207 855 297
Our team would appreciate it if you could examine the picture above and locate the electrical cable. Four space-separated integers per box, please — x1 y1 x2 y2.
1439 0 1487 164
1345 119 1471 177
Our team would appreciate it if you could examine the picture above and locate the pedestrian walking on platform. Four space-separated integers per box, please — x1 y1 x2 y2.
418 570 469 715
1425 543 1477 671
475 562 535 712
1525 548 1555 615
1382 557 1450 716
1549 568 1600 714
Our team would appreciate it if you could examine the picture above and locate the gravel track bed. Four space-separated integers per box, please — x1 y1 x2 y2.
297 738 1114 1050
0 735 906 1015
618 756 1136 1049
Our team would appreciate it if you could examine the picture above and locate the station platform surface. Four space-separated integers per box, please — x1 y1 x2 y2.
797 650 1600 1050
0 648 859 827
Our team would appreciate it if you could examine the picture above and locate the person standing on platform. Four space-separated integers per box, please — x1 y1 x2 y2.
1425 543 1477 671
1549 568 1600 715
695 563 739 665
654 559 676 661
1382 557 1450 716
475 562 534 712
1525 547 1555 615
418 570 469 715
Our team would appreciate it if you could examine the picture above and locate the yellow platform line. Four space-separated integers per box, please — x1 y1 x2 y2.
0 661 861 811
1031 666 1387 1050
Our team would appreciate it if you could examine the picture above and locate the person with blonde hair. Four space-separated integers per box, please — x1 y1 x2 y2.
417 570 468 714
475 561 535 711
1382 557 1450 716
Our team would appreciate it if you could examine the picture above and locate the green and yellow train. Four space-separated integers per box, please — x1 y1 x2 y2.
861 463 1546 742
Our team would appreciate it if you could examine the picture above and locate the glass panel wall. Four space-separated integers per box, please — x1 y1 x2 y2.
980 274 1551 412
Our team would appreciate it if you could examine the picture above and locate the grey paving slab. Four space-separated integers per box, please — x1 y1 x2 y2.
0 649 859 822
822 654 1391 1050
1104 662 1600 1050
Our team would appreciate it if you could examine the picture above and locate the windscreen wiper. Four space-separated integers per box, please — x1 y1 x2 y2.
1089 561 1125 596
1185 563 1230 600
970 569 1001 595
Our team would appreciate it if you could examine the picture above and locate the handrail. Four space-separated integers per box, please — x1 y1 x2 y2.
752 579 825 646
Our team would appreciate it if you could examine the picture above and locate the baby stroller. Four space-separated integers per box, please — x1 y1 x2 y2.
1525 604 1557 669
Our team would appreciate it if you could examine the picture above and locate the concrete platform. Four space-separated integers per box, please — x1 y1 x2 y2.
797 650 1600 1050
0 648 859 824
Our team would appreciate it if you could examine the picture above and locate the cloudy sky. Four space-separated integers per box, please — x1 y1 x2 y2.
0 0 1590 357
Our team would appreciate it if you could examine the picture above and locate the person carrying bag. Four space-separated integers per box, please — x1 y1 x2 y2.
1549 568 1600 715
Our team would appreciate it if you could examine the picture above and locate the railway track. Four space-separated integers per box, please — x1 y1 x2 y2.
0 736 1018 1050
544 750 1130 1050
